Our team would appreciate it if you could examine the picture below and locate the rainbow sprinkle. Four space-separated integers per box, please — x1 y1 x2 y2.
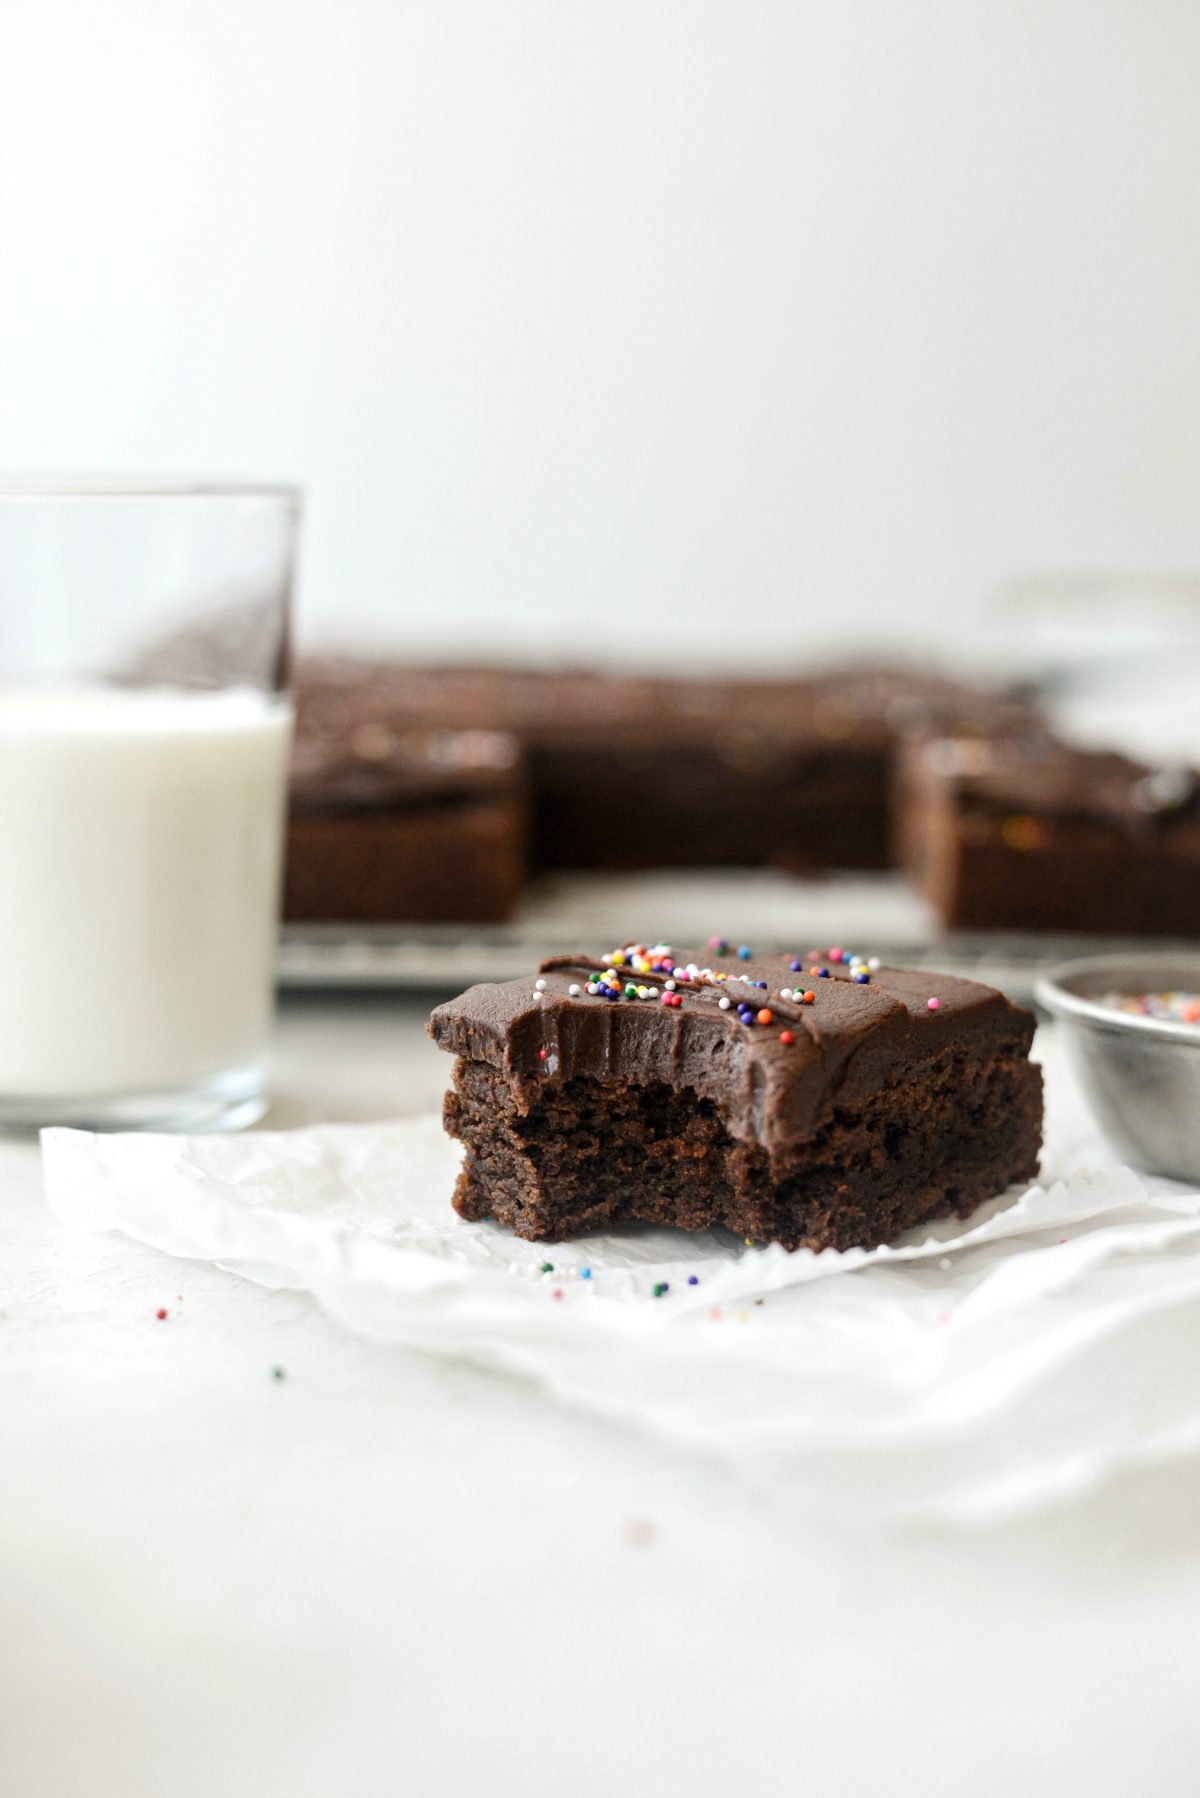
1101 990 1200 1024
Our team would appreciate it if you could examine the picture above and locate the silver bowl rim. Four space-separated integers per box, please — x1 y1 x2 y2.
1035 951 1200 1049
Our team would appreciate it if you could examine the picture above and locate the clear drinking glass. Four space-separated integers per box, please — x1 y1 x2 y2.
0 480 300 1131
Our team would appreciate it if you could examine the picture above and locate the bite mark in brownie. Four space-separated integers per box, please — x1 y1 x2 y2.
429 941 1043 1251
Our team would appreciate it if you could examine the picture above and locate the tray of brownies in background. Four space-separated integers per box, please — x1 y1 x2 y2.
278 656 1200 1000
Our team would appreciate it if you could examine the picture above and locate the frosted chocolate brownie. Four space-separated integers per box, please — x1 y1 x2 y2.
285 710 527 925
429 940 1042 1251
299 659 1036 873
896 736 1200 935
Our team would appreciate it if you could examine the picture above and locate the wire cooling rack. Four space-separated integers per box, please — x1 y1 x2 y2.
277 870 1192 1003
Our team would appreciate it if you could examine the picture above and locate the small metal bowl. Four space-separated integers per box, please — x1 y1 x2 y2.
1035 952 1200 1183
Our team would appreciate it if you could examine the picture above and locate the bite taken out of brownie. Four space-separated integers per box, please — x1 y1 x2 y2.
428 940 1043 1253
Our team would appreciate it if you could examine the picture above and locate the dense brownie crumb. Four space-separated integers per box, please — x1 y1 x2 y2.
446 1045 1042 1251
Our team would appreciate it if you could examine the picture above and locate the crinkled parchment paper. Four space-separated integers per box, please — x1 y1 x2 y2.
42 1034 1200 1524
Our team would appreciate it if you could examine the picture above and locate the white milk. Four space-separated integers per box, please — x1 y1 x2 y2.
0 686 291 1099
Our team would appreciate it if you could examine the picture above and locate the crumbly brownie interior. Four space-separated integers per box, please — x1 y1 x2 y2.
445 1037 1043 1252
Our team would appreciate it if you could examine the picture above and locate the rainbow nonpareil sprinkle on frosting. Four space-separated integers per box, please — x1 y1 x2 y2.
570 941 908 1040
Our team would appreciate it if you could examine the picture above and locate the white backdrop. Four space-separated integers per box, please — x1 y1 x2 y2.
2 0 1199 665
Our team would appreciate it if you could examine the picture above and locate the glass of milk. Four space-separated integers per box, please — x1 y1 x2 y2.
0 481 299 1130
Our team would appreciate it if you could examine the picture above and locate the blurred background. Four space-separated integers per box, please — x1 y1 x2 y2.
2 0 1200 719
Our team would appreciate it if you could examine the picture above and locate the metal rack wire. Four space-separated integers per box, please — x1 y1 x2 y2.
277 871 1195 1003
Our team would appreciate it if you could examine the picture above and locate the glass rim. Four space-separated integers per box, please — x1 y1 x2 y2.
0 476 302 503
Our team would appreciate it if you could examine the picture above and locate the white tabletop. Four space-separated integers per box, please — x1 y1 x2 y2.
2 992 1198 1798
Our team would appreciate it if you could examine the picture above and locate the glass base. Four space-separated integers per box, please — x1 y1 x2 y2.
0 1063 267 1135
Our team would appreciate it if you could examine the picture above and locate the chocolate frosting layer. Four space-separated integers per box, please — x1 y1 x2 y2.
429 943 1035 1174
298 658 1036 751
290 723 521 812
912 737 1200 841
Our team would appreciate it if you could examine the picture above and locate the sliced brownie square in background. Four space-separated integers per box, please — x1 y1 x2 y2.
285 697 527 924
895 736 1200 935
294 658 1039 876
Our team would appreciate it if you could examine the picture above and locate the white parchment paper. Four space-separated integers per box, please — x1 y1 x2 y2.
41 1033 1200 1524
